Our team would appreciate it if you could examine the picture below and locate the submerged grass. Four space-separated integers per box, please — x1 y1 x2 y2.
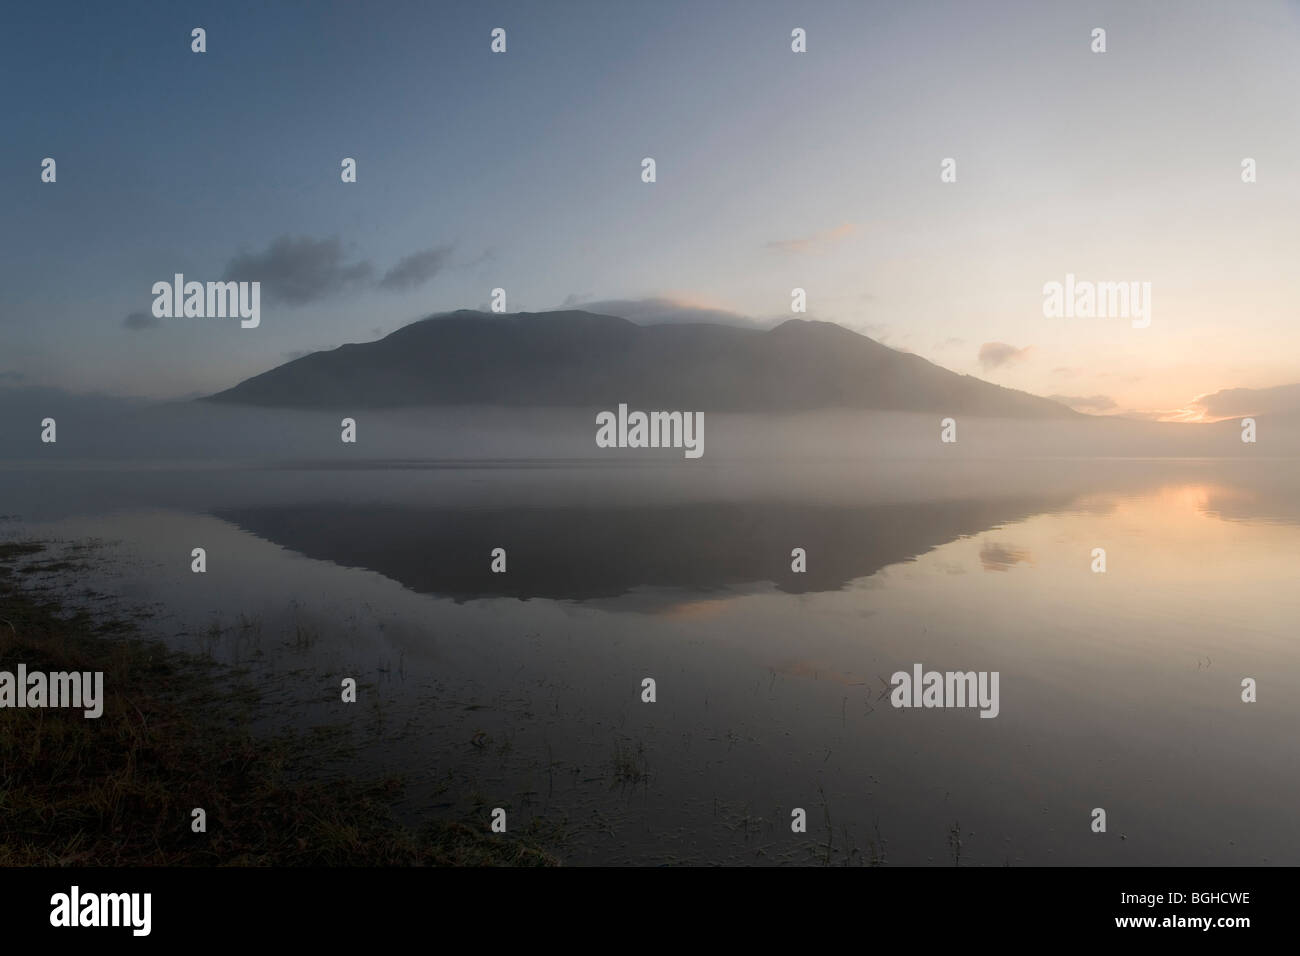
0 540 556 866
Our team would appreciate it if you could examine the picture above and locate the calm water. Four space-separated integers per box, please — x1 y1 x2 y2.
2 455 1298 865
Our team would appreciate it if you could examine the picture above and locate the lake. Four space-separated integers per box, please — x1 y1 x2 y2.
2 444 1297 865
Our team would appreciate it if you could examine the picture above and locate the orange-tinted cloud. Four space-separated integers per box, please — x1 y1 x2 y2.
765 222 861 255
978 341 1033 370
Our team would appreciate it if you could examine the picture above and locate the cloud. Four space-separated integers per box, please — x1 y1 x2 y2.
459 247 497 269
0 370 24 383
378 246 452 292
561 296 778 328
765 222 860 255
222 236 374 305
978 341 1033 370
219 236 457 305
1180 383 1300 421
123 311 161 331
1048 393 1118 413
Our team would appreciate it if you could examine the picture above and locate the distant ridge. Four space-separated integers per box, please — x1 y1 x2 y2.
204 309 1078 417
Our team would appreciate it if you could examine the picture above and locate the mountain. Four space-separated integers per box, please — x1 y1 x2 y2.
203 309 1078 417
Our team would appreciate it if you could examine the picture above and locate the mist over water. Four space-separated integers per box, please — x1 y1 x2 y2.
2 403 1298 864
2 393 1296 466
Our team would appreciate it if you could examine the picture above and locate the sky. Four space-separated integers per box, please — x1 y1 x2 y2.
3 0 1299 419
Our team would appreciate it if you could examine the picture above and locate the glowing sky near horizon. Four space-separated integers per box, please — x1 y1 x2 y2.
3 0 1298 418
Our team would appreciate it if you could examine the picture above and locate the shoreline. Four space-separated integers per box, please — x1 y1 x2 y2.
0 540 557 867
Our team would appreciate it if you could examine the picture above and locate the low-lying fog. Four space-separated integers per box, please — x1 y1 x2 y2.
0 392 1291 464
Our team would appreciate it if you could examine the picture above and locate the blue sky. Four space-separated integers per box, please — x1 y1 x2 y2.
3 0 1300 416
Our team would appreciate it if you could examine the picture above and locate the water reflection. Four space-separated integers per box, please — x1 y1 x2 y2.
216 494 1076 603
4 461 1299 865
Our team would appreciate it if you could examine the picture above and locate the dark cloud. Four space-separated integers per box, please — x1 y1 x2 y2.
978 341 1033 370
222 236 374 305
1049 394 1118 413
219 237 456 304
123 311 161 331
378 246 452 292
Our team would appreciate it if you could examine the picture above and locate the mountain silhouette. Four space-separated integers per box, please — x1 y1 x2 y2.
204 309 1077 416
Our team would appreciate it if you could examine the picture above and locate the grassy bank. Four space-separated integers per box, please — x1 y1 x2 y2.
0 541 556 866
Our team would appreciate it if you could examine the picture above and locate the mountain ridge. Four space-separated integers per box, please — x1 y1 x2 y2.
203 309 1079 417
